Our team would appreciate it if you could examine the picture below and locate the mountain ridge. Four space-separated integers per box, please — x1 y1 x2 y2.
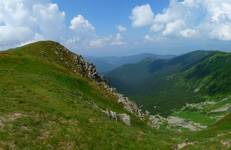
0 41 166 149
1 41 231 149
105 50 228 115
86 53 174 73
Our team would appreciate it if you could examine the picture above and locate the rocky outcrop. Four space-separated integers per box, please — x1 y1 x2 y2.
147 114 208 131
87 101 131 126
103 110 118 121
117 114 131 126
102 110 131 126
181 101 216 112
53 42 143 123
102 110 130 126
148 115 166 129
54 43 104 82
174 142 194 150
167 116 207 131
101 83 144 118
210 104 231 113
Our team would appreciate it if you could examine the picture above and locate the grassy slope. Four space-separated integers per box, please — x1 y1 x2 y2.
0 41 174 149
185 52 231 96
170 52 231 134
181 113 231 149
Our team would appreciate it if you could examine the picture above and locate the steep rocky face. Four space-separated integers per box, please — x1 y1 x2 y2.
53 43 104 82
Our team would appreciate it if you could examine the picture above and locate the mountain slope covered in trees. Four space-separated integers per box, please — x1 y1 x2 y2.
105 50 231 115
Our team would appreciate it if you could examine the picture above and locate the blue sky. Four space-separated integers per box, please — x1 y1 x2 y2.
52 0 169 35
1 0 231 56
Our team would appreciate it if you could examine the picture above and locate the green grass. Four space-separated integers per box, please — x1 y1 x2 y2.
0 41 176 149
173 111 216 125
185 52 231 96
1 41 231 149
178 113 231 149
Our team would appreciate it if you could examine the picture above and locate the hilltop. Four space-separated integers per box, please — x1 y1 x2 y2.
0 41 171 149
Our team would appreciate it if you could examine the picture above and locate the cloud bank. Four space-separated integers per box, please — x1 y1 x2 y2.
0 0 125 51
131 0 231 41
0 0 66 49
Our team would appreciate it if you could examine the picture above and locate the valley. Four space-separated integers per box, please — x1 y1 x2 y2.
105 51 231 115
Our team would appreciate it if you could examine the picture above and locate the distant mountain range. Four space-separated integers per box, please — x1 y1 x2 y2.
105 50 231 116
86 53 174 73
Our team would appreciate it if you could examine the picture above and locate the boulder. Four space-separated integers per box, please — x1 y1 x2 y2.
148 115 166 129
101 109 117 120
117 113 131 126
109 111 117 120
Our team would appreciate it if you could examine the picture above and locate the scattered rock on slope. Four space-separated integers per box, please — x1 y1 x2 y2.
53 42 143 120
167 116 206 131
117 114 131 126
101 109 131 126
102 84 144 118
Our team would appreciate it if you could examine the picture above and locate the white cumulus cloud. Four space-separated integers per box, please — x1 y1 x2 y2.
0 0 116 51
162 20 185 36
131 0 231 41
89 33 125 48
211 24 231 41
130 4 154 27
0 26 33 47
0 0 66 49
70 14 95 32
